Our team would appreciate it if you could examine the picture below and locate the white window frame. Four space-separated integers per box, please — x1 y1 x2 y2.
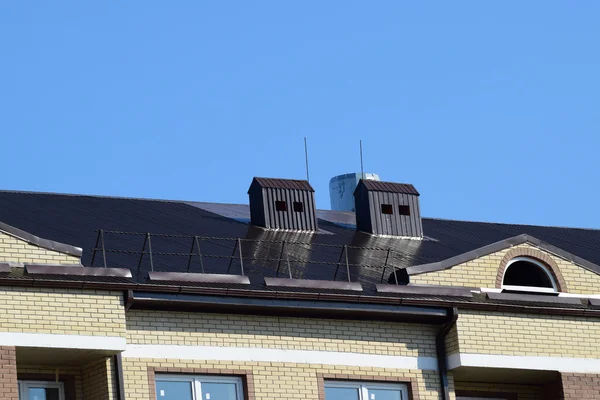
501 256 558 293
155 374 244 400
18 380 65 400
325 380 408 400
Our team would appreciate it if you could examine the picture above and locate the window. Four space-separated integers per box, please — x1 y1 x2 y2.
293 201 304 212
155 375 243 400
501 256 558 293
398 205 410 216
19 381 65 400
325 381 408 400
275 200 287 212
381 204 393 215
387 268 410 285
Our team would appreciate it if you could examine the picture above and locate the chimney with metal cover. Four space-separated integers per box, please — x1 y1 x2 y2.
353 180 422 237
248 177 318 231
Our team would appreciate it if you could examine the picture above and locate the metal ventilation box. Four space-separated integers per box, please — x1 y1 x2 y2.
248 177 318 231
353 180 422 238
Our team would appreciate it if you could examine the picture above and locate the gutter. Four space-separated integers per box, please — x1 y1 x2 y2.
436 307 458 400
127 291 451 323
113 353 126 400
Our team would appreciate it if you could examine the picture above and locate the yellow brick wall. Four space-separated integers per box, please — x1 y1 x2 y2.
455 381 543 400
82 357 117 400
126 311 437 357
123 359 450 400
454 310 600 358
0 287 125 337
17 364 84 400
445 324 460 355
0 231 80 264
124 311 445 399
411 243 600 294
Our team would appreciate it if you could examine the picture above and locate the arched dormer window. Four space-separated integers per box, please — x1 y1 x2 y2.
501 256 558 293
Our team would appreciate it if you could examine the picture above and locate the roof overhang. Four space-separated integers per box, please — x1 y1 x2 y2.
407 234 600 276
0 221 82 257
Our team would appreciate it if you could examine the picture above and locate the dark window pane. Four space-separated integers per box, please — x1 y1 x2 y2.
156 381 193 400
381 204 393 214
387 268 410 285
503 261 553 288
293 202 304 212
368 388 403 400
325 387 360 400
202 382 238 400
398 205 410 216
275 201 287 211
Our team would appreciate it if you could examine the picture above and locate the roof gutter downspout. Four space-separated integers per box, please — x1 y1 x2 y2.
436 307 458 400
113 353 126 400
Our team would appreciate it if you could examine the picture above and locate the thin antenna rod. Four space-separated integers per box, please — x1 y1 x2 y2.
360 140 364 180
304 137 310 182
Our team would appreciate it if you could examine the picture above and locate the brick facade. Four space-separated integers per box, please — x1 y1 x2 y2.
122 311 443 400
123 359 444 400
412 243 600 294
452 310 600 358
0 287 125 337
559 373 600 399
0 231 80 264
82 357 118 400
0 346 18 400
126 310 438 357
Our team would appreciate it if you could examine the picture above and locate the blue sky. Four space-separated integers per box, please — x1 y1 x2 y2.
1 2 599 228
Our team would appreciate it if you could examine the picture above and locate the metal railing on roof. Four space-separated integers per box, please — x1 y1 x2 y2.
90 229 411 284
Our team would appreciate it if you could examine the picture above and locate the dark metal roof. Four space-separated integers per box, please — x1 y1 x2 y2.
356 180 420 195
249 177 314 192
1 189 600 297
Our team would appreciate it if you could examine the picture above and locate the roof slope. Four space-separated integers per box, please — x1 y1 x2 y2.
1 190 600 290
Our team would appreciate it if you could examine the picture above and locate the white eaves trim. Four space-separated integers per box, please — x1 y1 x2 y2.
448 353 600 374
478 287 600 299
0 332 126 351
123 344 439 371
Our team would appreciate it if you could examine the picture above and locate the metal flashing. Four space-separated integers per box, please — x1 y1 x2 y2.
249 177 314 192
26 264 132 278
376 284 473 298
264 277 363 292
148 271 250 285
588 298 600 307
486 292 584 305
0 221 83 257
407 234 600 277
354 180 420 195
